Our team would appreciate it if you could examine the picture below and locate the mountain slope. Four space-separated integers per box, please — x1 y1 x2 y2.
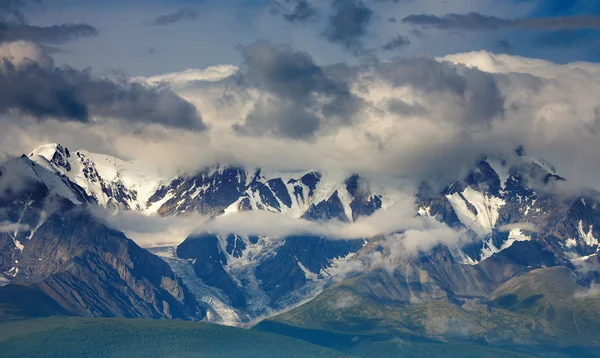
253 154 600 354
257 265 600 356
155 233 365 324
0 155 203 321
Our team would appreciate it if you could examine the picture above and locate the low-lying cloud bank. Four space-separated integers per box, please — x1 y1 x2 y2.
98 194 466 257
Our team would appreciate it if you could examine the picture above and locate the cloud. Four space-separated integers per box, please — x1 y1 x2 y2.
0 0 97 44
269 0 317 23
0 43 206 130
0 23 98 44
340 224 468 274
574 283 600 299
402 12 600 32
0 40 51 66
331 294 360 309
385 98 426 116
323 0 373 53
0 156 40 198
402 13 508 31
0 221 30 233
7 50 600 198
0 0 35 24
148 8 198 26
382 35 410 51
233 41 361 139
497 222 539 232
375 56 505 126
98 192 464 250
191 193 426 239
95 208 208 247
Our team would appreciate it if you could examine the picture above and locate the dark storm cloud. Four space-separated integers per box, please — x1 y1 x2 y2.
148 8 198 26
0 59 206 130
235 101 320 139
235 41 362 139
402 13 507 30
376 57 505 125
0 23 97 43
241 41 346 99
0 0 97 44
0 0 31 23
269 0 317 23
323 0 373 53
402 12 600 31
382 35 410 51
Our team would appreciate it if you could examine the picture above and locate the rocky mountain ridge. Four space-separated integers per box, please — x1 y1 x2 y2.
2 143 599 331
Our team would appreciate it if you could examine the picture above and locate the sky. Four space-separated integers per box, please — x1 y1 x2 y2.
2 0 600 193
12 0 600 75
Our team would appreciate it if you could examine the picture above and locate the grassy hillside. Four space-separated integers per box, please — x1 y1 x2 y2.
256 266 600 357
255 320 542 358
0 317 351 358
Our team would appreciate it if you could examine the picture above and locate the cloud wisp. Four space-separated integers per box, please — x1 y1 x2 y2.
402 13 600 32
323 0 373 53
148 8 198 26
269 0 317 23
0 0 98 44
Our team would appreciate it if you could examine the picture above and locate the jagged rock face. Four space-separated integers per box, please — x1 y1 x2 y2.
419 158 599 265
174 233 364 322
26 144 390 221
147 168 387 220
345 175 383 220
302 191 348 222
28 144 150 211
0 157 203 321
254 236 365 305
150 167 250 216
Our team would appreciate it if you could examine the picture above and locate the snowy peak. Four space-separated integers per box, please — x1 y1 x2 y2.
29 143 77 178
13 155 90 205
28 144 166 212
421 154 597 266
149 166 386 221
20 144 392 220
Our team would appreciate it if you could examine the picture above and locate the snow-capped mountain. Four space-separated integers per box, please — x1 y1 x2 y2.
27 143 394 221
147 168 391 221
418 153 599 266
3 143 600 328
28 144 167 212
1 144 399 324
0 156 202 320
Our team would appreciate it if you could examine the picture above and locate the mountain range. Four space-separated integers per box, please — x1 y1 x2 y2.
1 143 599 355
